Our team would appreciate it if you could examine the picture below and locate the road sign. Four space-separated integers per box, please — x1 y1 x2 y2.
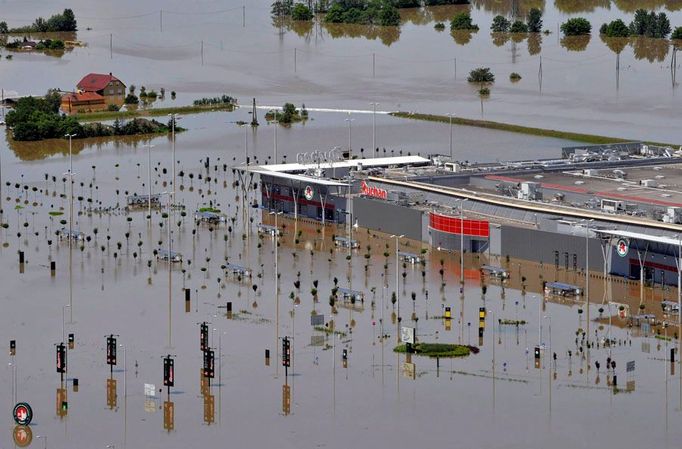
310 314 325 326
13 403 33 426
626 360 635 373
163 356 174 387
400 326 415 344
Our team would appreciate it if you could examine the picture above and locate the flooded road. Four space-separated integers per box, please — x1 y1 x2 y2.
1 1 682 448
1 0 681 142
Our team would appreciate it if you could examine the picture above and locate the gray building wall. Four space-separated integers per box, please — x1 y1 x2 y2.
499 226 603 270
353 197 424 241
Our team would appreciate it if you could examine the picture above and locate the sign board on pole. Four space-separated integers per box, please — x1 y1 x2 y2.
400 326 415 345
616 238 629 257
144 383 156 397
626 360 635 373
310 314 325 326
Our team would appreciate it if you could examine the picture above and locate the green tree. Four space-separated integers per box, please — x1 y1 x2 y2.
325 3 346 22
673 27 682 40
450 12 479 31
600 19 630 37
510 20 528 33
0 21 8 33
560 17 591 36
490 15 510 33
629 9 671 38
271 0 294 17
292 3 314 20
124 94 139 105
526 8 542 32
379 5 401 26
467 67 495 83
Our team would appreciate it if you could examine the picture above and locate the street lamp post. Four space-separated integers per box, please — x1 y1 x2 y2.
583 219 594 341
391 234 404 318
145 143 155 224
65 133 76 323
273 117 278 164
62 304 70 344
370 102 379 158
447 113 454 159
36 435 47 449
458 198 468 289
345 113 354 160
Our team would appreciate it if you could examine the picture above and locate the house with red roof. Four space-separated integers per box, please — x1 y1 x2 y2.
76 72 126 98
60 91 106 114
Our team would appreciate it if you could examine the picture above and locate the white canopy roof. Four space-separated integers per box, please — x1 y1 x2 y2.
246 168 349 187
250 155 431 173
594 229 681 246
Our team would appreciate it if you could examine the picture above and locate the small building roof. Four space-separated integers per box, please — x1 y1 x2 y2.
77 73 124 91
246 168 349 187
62 91 105 103
594 229 681 246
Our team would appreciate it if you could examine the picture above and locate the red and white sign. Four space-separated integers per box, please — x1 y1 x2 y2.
360 181 387 200
304 185 314 201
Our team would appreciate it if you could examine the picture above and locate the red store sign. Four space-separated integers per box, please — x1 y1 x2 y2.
360 181 388 200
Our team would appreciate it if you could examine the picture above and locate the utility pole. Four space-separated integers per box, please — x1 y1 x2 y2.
65 133 76 322
160 10 163 32
370 102 379 158
201 41 204 66
110 34 113 59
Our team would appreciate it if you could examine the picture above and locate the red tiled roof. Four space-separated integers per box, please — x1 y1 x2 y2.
76 73 122 91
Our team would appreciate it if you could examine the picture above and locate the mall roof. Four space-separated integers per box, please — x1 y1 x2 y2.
248 155 431 173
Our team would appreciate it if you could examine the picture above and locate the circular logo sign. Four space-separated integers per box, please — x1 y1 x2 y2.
13 425 33 447
13 403 33 426
616 238 629 257
304 185 314 201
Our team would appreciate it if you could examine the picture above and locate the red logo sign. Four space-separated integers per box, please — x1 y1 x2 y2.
13 403 33 426
360 181 387 200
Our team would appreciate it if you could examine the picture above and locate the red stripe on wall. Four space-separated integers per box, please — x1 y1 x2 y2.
429 212 489 237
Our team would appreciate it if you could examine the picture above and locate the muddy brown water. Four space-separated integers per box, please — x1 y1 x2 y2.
1 1 682 448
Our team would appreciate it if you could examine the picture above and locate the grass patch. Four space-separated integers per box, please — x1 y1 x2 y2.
390 112 677 147
75 103 235 122
393 343 472 358
48 211 64 216
314 326 347 337
499 319 527 326
199 207 221 213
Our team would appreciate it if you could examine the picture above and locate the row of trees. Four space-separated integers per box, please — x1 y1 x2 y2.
5 90 178 141
0 9 77 33
5 37 65 50
272 0 469 26
565 10 682 39
490 8 542 33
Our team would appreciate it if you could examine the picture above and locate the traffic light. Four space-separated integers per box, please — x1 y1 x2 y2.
56 343 67 374
534 346 541 359
203 349 215 379
68 333 75 350
342 349 348 368
163 356 175 387
106 335 117 366
200 322 209 352
10 340 15 356
282 337 291 368
444 306 452 320
479 307 486 322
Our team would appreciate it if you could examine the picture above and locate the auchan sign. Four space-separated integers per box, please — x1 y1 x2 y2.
360 181 388 200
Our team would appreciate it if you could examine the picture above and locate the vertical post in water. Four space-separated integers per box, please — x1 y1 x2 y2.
110 34 113 59
454 58 457 80
243 5 246 27
372 53 376 78
201 41 204 66
294 48 297 73
538 56 543 92
160 10 163 32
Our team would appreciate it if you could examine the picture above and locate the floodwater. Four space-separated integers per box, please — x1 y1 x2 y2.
0 120 681 448
1 1 682 448
1 0 682 142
